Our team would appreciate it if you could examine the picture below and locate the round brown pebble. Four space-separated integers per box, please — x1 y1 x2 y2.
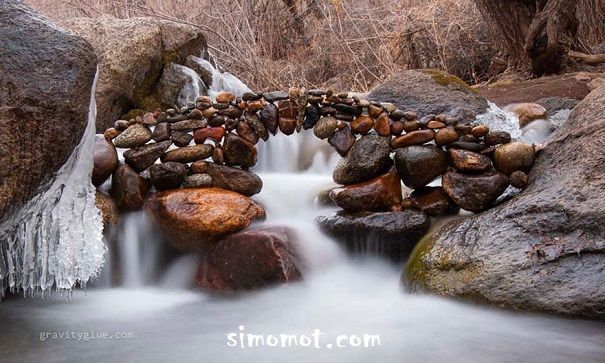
104 127 120 140
510 170 529 189
454 124 472 135
114 120 129 131
403 121 420 132
390 121 405 136
434 127 459 146
471 125 489 138
428 120 446 129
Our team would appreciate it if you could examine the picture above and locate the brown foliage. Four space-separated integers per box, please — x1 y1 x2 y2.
24 0 505 90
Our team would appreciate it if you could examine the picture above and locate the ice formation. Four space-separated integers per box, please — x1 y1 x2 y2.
0 70 105 297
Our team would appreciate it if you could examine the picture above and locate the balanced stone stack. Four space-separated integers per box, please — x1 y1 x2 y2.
97 89 536 216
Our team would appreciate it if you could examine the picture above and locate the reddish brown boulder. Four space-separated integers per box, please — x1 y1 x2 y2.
223 133 257 168
146 187 265 251
196 226 302 292
330 171 402 212
111 164 151 212
93 135 119 186
277 100 297 135
442 170 509 212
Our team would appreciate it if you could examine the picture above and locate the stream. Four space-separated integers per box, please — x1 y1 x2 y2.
2 132 605 363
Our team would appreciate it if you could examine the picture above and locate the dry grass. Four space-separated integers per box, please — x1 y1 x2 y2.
25 0 498 91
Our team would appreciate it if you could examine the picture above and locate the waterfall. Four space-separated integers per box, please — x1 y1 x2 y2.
185 55 251 100
475 102 523 139
0 70 105 296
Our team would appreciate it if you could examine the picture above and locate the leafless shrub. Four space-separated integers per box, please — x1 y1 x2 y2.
26 0 497 90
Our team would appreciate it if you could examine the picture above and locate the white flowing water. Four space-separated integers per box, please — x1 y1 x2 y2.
2 129 605 362
0 70 104 296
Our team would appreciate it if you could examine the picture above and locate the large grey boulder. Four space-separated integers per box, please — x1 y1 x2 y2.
405 85 605 319
0 0 97 220
61 16 209 131
368 69 489 123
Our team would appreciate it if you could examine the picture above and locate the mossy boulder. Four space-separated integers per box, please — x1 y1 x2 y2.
62 16 210 131
404 85 605 319
368 69 488 123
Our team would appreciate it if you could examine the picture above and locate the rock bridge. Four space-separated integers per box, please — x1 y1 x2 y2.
95 88 536 261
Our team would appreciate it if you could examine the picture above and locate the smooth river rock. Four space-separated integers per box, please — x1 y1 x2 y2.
330 171 402 212
146 187 265 252
394 145 448 189
191 161 263 196
332 134 392 185
93 135 119 186
442 170 509 213
113 124 152 148
493 142 536 175
316 210 430 260
405 85 605 319
149 162 187 190
196 226 302 292
123 140 172 172
223 133 257 168
111 164 151 212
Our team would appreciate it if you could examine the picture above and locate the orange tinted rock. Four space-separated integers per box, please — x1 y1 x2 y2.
351 115 374 134
434 127 459 146
374 113 391 136
391 130 435 149
216 92 236 104
448 148 492 172
194 127 225 143
330 171 402 212
427 120 446 129
146 187 266 252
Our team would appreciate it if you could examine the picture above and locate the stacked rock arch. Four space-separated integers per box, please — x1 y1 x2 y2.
95 88 537 276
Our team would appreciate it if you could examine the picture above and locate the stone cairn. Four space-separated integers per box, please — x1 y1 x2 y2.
97 89 536 216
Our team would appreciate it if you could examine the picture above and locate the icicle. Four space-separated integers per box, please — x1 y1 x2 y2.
0 68 105 297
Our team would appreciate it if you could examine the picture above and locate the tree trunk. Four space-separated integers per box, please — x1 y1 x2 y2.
473 0 580 76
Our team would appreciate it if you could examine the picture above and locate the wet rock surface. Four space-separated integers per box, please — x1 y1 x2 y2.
62 16 209 131
123 140 171 172
406 85 605 319
368 69 489 122
330 171 402 212
332 134 392 185
191 162 262 196
93 136 119 186
0 0 97 220
442 170 509 213
394 146 448 189
146 187 265 252
410 187 459 217
196 226 302 292
111 164 151 212
149 162 187 191
316 210 430 260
